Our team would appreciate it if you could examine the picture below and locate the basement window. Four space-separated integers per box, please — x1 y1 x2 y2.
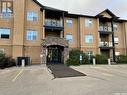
0 28 10 39
0 48 5 53
115 52 120 56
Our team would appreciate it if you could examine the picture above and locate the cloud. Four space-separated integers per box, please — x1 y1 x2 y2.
37 0 127 19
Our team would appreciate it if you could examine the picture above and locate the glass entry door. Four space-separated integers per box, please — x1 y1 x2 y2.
47 45 63 64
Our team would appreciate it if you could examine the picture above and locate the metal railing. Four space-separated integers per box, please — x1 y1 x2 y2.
100 41 113 47
99 25 112 32
45 19 63 27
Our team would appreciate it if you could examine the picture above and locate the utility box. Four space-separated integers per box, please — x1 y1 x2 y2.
17 57 31 66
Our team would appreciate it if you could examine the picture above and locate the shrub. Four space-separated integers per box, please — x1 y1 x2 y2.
66 49 90 66
82 53 91 64
95 54 108 64
0 52 16 69
116 55 127 63
66 49 80 66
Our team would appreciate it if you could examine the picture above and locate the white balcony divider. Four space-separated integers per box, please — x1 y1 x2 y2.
100 41 113 47
99 26 112 32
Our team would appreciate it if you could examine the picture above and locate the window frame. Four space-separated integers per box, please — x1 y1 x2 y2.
65 33 73 43
85 18 93 27
85 34 93 43
26 30 38 41
0 28 11 39
66 19 73 27
0 48 5 53
115 52 120 56
1 1 13 13
113 23 118 32
27 11 38 22
114 36 119 44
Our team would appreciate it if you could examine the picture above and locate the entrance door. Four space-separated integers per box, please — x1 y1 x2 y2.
47 45 63 64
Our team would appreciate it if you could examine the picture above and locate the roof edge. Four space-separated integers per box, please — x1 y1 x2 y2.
65 13 96 18
32 1 127 21
96 9 119 18
33 0 44 8
44 6 68 13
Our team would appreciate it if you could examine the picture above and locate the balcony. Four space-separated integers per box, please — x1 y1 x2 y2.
99 41 114 49
44 19 63 30
99 26 113 34
0 13 13 19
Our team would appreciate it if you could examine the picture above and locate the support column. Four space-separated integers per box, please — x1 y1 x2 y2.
64 47 69 64
42 46 47 64
78 17 81 49
111 20 116 62
62 12 65 38
42 10 45 39
97 18 101 54
60 31 64 38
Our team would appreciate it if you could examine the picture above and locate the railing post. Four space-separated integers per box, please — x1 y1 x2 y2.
108 58 111 65
93 58 96 65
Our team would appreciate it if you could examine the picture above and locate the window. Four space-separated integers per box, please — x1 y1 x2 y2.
1 1 13 13
85 35 93 43
115 52 120 56
1 1 13 19
0 48 4 53
66 34 73 42
66 19 73 27
113 23 118 31
0 28 11 39
27 11 38 21
114 37 119 44
27 30 37 41
85 18 92 27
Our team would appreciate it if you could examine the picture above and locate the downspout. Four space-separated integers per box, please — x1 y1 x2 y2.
78 17 81 50
111 20 116 62
62 12 65 38
124 22 127 55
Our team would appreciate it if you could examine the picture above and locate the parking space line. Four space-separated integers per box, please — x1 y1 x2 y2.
12 69 24 82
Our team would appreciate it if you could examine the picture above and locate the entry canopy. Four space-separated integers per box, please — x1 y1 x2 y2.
42 37 69 48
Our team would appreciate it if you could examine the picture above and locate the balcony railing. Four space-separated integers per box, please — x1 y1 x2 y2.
99 26 112 32
100 41 113 47
0 13 13 19
45 19 63 27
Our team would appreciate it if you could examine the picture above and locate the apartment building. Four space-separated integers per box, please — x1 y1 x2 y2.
0 0 127 64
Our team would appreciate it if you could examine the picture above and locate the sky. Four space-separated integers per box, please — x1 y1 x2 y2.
37 0 127 19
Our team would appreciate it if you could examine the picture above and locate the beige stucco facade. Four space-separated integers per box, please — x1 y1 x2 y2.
0 0 127 64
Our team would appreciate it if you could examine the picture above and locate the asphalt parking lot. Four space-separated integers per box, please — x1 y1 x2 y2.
0 64 127 95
